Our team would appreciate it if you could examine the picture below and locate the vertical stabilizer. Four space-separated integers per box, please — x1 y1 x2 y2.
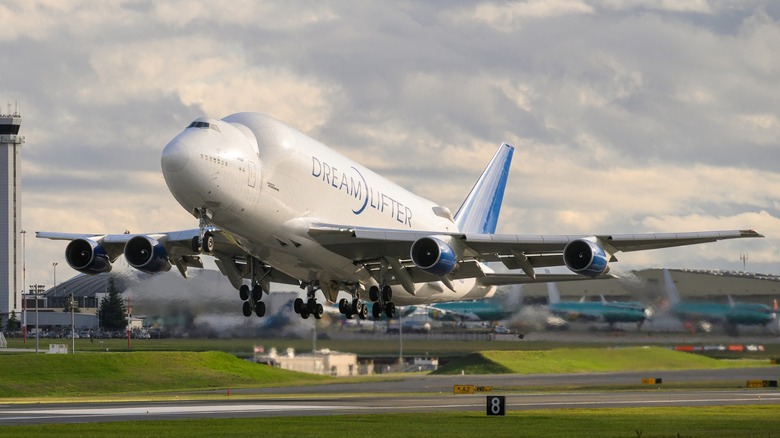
454 143 514 234
662 269 681 305
547 282 561 304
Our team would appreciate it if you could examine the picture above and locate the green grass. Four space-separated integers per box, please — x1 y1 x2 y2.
0 406 777 437
434 346 770 374
0 351 329 397
7 336 780 359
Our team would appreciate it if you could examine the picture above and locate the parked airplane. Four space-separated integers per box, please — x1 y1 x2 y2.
546 282 649 329
37 112 763 322
661 269 775 335
428 286 523 322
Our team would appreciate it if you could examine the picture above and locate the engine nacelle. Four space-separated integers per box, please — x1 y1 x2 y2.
410 236 457 276
563 238 609 277
124 235 171 274
65 239 112 274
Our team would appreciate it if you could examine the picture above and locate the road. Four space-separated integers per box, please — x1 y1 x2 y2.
1 368 778 425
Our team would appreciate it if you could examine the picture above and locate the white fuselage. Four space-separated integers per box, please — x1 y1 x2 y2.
161 113 494 304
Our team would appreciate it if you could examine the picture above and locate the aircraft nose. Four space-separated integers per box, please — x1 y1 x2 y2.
161 138 190 173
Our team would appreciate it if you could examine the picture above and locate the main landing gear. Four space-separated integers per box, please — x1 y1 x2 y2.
239 284 266 317
293 282 325 320
368 284 397 319
239 258 271 318
337 285 368 320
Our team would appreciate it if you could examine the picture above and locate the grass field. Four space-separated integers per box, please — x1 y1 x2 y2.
6 335 780 359
434 346 770 374
0 406 777 437
0 351 329 398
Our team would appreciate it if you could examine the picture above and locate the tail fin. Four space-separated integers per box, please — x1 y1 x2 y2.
662 269 681 305
547 282 561 304
454 143 514 234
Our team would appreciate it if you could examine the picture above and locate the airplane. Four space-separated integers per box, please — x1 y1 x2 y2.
37 112 764 322
427 287 523 322
661 269 776 335
545 282 649 329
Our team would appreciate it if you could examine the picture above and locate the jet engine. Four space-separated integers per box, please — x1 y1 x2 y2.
563 238 609 277
124 236 172 274
410 236 457 276
65 239 113 274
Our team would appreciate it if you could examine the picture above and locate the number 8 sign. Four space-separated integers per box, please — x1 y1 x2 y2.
486 395 505 416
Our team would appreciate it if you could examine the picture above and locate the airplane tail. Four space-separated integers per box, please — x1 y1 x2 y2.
454 143 514 234
662 269 681 305
503 284 523 311
547 282 561 304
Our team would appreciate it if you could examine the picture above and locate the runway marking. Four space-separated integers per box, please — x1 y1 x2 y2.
1 403 360 422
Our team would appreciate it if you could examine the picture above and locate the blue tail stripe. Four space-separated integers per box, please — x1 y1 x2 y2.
454 143 514 234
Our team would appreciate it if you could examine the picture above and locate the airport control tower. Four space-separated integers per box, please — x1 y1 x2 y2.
0 111 24 324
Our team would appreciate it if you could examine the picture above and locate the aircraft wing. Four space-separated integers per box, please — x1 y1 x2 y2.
309 223 762 283
35 228 300 286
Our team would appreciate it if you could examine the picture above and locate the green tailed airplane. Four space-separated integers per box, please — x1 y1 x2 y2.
662 269 776 335
546 282 649 329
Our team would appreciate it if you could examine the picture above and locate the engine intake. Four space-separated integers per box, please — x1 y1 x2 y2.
410 236 457 276
65 239 112 274
563 238 609 277
124 236 171 274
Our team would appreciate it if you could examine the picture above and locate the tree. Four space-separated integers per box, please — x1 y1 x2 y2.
63 294 80 313
6 311 20 332
99 276 127 331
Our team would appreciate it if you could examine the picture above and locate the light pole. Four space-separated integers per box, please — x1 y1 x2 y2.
52 262 58 299
21 230 26 344
69 293 75 354
30 284 43 354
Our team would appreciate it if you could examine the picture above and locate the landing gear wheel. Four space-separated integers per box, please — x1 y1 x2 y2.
313 304 324 319
338 298 349 314
202 232 215 254
384 302 397 319
381 285 392 302
293 298 304 314
252 285 263 302
301 310 310 319
369 286 379 302
239 285 250 301
255 301 266 317
357 302 368 320
372 302 383 318
242 301 252 317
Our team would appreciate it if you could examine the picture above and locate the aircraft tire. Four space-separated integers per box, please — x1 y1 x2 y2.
351 299 361 314
294 298 304 314
369 286 379 302
252 285 263 302
358 303 368 320
239 285 250 301
301 310 310 319
255 301 266 317
381 285 392 302
203 233 215 253
242 301 252 317
372 302 383 318
314 304 323 319
385 302 396 319
338 298 349 314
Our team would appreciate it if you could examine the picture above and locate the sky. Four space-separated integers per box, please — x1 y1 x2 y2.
1 0 779 289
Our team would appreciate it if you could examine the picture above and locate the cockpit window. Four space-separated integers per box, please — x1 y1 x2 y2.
186 121 221 132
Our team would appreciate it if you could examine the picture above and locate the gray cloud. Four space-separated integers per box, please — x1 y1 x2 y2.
3 0 777 285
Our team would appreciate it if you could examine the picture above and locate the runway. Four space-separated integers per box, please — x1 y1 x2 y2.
1 368 778 425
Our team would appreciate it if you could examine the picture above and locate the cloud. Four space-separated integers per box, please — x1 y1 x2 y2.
3 0 777 287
